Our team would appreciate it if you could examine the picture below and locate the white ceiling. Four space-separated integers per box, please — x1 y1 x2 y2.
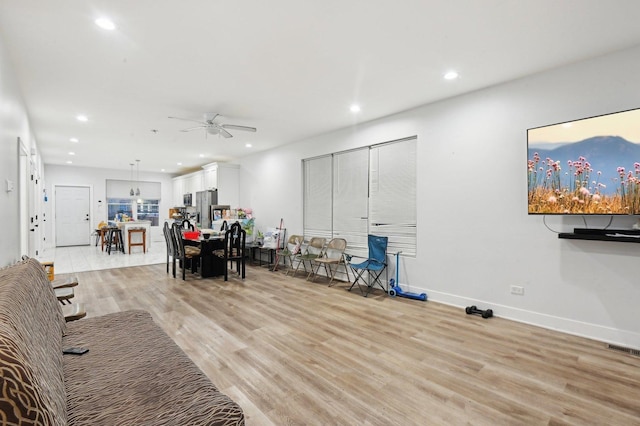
2 0 640 175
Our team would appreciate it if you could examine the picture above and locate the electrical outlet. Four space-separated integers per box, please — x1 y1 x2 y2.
510 285 525 295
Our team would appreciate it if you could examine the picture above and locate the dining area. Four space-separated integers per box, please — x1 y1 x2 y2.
163 220 246 281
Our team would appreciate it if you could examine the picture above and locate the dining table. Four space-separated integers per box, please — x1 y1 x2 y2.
183 235 226 278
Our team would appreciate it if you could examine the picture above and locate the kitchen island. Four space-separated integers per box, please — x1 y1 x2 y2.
111 220 152 253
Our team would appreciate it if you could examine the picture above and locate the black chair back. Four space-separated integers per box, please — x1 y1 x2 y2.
171 223 201 280
163 222 177 276
222 222 246 281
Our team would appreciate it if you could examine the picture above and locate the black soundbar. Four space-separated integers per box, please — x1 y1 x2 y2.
558 228 640 243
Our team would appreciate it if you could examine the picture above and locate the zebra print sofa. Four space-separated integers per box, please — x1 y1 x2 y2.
0 258 244 425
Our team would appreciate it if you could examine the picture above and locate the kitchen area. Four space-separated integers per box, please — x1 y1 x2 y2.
40 161 243 273
168 162 240 229
42 162 240 255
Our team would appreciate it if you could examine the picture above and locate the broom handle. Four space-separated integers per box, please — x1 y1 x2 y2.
272 218 284 271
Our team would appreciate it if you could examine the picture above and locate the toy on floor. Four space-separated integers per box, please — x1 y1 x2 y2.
388 251 427 301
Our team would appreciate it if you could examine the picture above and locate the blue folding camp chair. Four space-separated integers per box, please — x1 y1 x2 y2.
347 235 389 297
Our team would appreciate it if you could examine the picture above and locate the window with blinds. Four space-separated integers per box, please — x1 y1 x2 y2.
105 179 162 225
302 136 416 257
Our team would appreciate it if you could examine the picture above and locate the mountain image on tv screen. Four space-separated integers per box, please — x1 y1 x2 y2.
527 107 640 215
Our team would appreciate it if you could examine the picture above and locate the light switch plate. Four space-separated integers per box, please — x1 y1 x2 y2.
6 179 14 192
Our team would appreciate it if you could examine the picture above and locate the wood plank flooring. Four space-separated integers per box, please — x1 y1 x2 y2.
64 263 640 425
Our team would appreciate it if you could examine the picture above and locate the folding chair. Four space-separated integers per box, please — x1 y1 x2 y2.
347 235 389 297
292 237 325 278
275 234 303 273
311 237 350 285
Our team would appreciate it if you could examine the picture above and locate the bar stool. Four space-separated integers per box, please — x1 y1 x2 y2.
128 228 146 254
105 227 124 255
95 227 108 251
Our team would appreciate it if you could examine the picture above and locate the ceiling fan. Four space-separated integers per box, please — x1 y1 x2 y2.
168 113 257 138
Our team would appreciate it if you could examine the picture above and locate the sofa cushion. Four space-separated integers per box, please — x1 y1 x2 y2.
0 258 67 425
63 310 244 426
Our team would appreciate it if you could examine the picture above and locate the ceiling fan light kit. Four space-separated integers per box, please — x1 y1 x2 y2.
168 113 257 139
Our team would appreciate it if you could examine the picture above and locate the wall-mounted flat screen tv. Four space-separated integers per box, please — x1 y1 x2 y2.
528 107 640 215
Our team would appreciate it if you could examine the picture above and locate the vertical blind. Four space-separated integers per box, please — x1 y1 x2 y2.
369 138 417 255
303 136 417 257
303 156 332 240
333 148 369 253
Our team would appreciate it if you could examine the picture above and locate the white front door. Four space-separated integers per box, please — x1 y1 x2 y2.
55 186 91 247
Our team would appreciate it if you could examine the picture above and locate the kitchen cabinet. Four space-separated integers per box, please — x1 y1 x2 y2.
173 163 239 208
172 171 202 207
172 176 185 206
201 162 239 207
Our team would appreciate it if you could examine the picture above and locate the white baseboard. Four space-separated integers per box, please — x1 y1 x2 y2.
423 288 640 351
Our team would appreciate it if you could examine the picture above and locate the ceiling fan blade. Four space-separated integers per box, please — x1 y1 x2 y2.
221 124 257 132
180 126 207 132
219 128 234 138
168 116 208 125
204 113 219 124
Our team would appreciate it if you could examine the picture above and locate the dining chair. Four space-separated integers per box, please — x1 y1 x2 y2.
220 222 246 281
163 222 177 277
171 223 201 280
181 219 195 231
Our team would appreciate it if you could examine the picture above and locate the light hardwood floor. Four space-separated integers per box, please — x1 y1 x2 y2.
63 263 640 425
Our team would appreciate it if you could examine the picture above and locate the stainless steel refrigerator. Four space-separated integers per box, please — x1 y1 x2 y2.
195 189 218 229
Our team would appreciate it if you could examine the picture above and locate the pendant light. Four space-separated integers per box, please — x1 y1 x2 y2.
135 159 141 196
129 163 135 196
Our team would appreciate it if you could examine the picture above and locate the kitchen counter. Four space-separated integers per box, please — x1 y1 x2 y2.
112 221 151 253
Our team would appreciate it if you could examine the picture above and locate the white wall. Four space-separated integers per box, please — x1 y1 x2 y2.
44 165 174 245
239 44 640 349
0 33 42 265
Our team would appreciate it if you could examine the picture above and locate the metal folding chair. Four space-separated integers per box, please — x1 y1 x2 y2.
311 237 349 285
292 237 326 278
347 235 389 297
275 234 303 273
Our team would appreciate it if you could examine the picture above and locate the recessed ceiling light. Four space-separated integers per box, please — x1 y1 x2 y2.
70 138 79 143
245 143 252 148
68 152 75 156
199 154 205 158
95 18 116 31
161 169 165 172
177 162 182 166
76 115 88 122
350 104 361 113
444 71 459 80
66 160 73 164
